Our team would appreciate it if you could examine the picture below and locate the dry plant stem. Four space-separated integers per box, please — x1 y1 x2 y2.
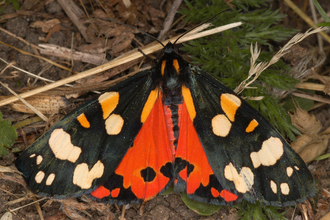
0 62 48 120
6 196 27 206
39 44 108 65
234 27 329 94
0 26 41 50
9 198 48 212
309 0 324 52
295 82 326 92
79 0 100 37
0 58 73 86
0 22 242 107
284 0 330 43
158 0 183 41
0 81 48 121
57 0 89 42
0 40 73 72
33 196 44 220
292 92 330 104
312 67 327 84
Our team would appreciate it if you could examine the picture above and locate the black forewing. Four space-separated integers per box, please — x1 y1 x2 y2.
16 69 155 198
185 66 315 206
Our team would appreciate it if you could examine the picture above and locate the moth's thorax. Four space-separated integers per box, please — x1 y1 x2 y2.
157 43 188 99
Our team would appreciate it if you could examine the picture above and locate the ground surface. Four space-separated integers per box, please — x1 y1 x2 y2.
0 0 330 219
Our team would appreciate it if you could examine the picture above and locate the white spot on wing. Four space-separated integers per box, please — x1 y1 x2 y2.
286 167 294 177
212 114 232 137
49 129 82 163
30 154 36 158
46 173 56 185
105 114 124 135
270 180 277 194
35 171 45 183
224 163 254 193
73 160 104 189
250 137 283 168
280 183 290 195
294 166 299 171
36 155 43 165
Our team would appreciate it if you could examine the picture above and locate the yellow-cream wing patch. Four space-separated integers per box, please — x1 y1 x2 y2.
73 160 105 189
48 128 82 163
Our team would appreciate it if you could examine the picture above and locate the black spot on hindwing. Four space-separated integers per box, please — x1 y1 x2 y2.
140 167 156 182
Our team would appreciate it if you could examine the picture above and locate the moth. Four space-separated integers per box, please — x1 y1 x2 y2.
16 32 315 207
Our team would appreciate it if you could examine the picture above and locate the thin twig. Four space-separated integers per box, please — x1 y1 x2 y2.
9 197 48 212
309 0 324 52
283 0 330 43
0 80 48 121
0 57 73 86
158 0 183 41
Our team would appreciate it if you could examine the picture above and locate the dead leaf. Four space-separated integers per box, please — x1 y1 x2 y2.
290 108 322 135
30 19 61 33
290 108 330 162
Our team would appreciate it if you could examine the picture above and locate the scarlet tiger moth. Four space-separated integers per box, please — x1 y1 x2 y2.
16 33 315 207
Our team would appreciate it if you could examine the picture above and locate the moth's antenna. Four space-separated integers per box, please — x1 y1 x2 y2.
173 9 230 45
100 17 165 47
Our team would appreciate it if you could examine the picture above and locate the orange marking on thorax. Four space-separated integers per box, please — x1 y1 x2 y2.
161 60 166 76
246 119 259 133
114 95 173 200
77 113 90 128
173 59 180 74
175 102 214 193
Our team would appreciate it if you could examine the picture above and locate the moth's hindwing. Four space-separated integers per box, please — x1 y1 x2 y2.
15 69 157 198
184 66 315 206
90 94 174 204
174 100 240 205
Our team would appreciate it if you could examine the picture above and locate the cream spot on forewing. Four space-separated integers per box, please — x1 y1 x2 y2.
224 163 254 193
36 155 43 165
286 167 294 177
212 114 232 137
35 171 45 183
220 93 241 122
49 129 82 163
270 180 277 194
73 160 104 189
280 183 290 195
105 114 124 135
250 137 283 168
249 152 261 169
30 154 36 158
294 166 300 171
46 173 56 185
